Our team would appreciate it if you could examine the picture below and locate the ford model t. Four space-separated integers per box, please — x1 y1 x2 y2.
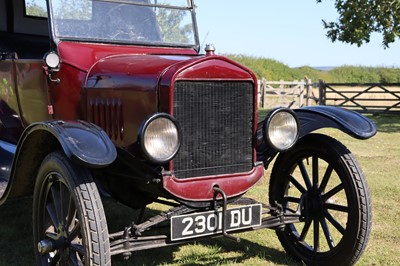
0 0 377 265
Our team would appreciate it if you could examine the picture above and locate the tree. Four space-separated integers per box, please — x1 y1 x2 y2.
25 0 47 18
53 0 92 20
317 0 400 48
156 8 193 44
26 0 92 20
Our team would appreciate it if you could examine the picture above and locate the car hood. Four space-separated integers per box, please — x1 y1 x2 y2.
84 54 195 90
58 42 255 92
84 55 255 94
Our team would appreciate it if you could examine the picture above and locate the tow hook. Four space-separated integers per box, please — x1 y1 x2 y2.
213 186 241 243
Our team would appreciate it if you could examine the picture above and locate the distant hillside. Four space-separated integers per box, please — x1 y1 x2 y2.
225 54 400 83
312 66 336 71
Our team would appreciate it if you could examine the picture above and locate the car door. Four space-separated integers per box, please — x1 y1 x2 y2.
13 0 52 127
0 55 24 144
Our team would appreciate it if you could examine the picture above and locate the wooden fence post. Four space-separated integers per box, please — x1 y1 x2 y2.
305 78 311 106
258 78 266 109
260 78 264 109
299 80 304 107
256 79 320 108
318 80 326 105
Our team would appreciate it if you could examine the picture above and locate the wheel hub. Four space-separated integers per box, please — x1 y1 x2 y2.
37 236 68 254
38 225 69 254
303 189 324 219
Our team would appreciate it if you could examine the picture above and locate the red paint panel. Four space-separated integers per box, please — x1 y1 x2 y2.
86 88 157 148
176 57 254 80
85 54 194 90
15 61 51 124
51 65 86 121
158 55 257 115
88 97 124 141
0 61 19 116
163 165 264 201
84 54 196 147
0 60 23 143
58 41 198 71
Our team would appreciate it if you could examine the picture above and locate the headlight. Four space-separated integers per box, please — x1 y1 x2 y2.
138 113 181 163
263 108 299 151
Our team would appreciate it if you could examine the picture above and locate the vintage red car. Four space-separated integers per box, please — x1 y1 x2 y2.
0 0 376 265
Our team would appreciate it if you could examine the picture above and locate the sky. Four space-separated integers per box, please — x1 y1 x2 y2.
194 0 400 68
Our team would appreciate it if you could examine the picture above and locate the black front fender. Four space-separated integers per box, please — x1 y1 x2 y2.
0 120 117 202
24 120 117 167
294 106 377 140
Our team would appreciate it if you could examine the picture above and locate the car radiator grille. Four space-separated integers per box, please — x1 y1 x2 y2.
172 81 254 179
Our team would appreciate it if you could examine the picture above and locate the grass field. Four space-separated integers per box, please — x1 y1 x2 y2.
0 112 399 265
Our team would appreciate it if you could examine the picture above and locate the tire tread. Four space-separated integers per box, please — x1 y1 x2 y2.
33 152 111 266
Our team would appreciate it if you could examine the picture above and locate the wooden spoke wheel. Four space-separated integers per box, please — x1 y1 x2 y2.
269 134 371 265
33 152 110 265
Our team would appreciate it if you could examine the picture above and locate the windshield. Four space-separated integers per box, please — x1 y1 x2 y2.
48 0 198 47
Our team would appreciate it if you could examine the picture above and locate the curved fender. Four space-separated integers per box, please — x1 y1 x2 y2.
24 120 117 167
0 120 117 203
294 106 377 140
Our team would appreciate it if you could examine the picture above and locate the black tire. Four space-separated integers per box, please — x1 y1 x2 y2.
33 151 111 265
269 134 371 266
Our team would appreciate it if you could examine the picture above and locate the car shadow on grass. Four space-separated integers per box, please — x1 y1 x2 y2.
111 235 298 266
367 114 400 133
105 199 298 266
0 195 299 266
0 197 35 265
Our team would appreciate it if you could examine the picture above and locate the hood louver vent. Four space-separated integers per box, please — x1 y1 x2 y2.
88 98 124 141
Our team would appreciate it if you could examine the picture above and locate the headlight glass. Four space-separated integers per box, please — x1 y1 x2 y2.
265 110 299 151
142 115 180 163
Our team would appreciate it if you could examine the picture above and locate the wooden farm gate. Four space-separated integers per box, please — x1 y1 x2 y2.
257 79 318 109
318 81 400 114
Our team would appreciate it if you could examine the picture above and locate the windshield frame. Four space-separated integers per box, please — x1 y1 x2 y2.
47 0 200 51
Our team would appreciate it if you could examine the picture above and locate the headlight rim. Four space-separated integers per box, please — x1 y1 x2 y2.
138 113 181 164
263 107 300 152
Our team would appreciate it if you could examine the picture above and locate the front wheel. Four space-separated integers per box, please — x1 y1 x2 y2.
33 151 111 265
269 134 371 266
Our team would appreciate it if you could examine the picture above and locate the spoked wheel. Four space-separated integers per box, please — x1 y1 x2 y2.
269 134 371 266
33 152 111 265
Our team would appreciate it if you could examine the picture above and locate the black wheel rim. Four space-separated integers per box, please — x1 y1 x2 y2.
37 172 85 265
283 155 349 254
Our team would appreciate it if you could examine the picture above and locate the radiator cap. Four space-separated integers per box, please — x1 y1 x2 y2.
205 44 215 55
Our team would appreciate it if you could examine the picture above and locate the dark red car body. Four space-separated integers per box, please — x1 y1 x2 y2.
1 41 265 201
0 1 377 265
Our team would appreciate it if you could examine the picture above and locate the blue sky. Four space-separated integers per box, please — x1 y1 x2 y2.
195 0 400 68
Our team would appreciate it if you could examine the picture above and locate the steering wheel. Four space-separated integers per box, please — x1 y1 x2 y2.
103 4 144 41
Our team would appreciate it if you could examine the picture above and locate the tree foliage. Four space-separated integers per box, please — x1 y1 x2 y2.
156 8 193 44
25 0 47 17
25 0 92 19
317 0 400 48
53 0 92 20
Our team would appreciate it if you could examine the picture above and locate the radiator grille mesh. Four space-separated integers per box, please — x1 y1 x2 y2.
172 81 254 179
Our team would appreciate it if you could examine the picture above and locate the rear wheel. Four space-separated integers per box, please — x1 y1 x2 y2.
269 134 371 265
33 151 111 265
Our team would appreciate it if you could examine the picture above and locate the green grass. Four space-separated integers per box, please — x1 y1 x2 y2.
0 113 399 265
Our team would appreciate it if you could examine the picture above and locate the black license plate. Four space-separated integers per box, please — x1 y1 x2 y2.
171 204 262 241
